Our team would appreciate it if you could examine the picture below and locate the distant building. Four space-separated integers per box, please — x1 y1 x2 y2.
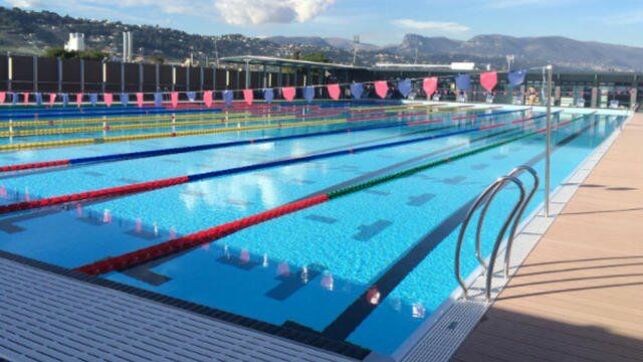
64 33 86 52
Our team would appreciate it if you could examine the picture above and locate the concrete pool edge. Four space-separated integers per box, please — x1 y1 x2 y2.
391 109 633 362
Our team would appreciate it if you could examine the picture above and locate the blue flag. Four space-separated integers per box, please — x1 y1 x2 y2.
120 93 129 106
397 79 412 98
61 93 69 107
350 83 364 99
89 93 98 106
508 69 527 87
11 92 17 106
34 92 42 106
303 86 315 102
222 90 233 105
455 74 471 91
263 88 274 103
154 92 163 107
186 91 196 102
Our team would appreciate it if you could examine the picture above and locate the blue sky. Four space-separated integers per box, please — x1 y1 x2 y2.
3 0 643 47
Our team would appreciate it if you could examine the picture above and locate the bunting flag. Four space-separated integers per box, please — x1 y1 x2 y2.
34 92 43 106
263 88 274 103
186 91 197 102
282 87 296 101
76 93 83 107
508 69 527 87
327 83 341 100
154 92 163 107
48 93 57 106
222 90 233 105
89 93 98 106
242 89 254 105
104 93 113 107
136 92 144 107
480 71 498 92
350 83 364 99
303 86 315 102
203 90 213 107
422 77 438 97
61 93 69 107
397 79 412 98
120 93 129 106
374 81 388 99
170 92 179 108
0 91 5 104
455 74 471 91
11 92 17 106
22 92 29 106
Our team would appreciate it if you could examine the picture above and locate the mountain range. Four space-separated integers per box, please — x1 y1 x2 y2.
1 6 642 72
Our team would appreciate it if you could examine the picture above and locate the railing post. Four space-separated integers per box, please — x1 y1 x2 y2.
57 57 63 93
545 65 553 217
138 63 143 93
102 60 107 94
80 58 85 93
120 61 125 93
155 63 160 92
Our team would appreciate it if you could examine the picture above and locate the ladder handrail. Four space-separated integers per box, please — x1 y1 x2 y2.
483 176 525 300
503 166 539 278
454 175 526 299
455 164 539 300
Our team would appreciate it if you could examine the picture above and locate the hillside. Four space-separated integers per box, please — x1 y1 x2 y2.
0 6 642 71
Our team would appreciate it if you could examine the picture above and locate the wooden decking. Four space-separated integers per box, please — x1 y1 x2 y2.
453 113 643 362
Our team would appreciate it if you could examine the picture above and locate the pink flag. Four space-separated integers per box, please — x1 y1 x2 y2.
49 93 57 106
136 92 144 107
170 91 179 108
103 93 113 107
282 87 296 101
374 81 388 99
243 89 254 105
422 77 438 97
203 90 213 107
0 92 5 104
22 92 29 105
76 93 83 107
327 84 341 100
480 71 498 92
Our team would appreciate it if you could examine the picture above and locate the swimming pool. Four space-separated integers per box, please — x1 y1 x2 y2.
0 101 627 358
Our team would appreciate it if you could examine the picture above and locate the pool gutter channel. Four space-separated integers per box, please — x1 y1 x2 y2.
393 110 633 362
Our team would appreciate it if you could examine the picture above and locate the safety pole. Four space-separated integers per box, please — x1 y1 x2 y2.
545 64 553 217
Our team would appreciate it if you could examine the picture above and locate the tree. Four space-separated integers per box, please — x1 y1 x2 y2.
44 47 109 61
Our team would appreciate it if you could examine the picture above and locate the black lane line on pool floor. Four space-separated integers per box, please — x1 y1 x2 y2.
321 116 599 340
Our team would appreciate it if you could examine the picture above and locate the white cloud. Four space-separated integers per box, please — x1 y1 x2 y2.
214 0 336 25
392 19 470 33
5 0 45 7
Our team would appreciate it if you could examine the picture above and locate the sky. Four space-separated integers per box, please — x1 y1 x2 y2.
2 0 643 47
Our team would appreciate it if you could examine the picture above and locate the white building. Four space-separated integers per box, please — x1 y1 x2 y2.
64 33 86 52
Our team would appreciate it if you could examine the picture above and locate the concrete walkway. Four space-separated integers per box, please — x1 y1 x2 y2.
453 113 643 362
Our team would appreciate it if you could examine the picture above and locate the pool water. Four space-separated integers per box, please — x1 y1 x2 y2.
0 101 626 357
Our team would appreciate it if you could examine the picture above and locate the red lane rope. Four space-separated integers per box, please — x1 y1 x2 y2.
0 159 70 173
74 194 329 275
0 176 189 213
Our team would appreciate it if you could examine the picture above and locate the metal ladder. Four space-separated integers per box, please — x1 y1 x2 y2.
454 165 539 300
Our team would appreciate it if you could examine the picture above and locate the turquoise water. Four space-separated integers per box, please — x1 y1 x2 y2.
0 103 625 357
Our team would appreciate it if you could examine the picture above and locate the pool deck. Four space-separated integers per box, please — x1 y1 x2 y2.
452 113 643 362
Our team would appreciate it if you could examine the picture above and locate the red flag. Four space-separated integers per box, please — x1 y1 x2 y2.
76 93 83 107
243 89 254 105
170 91 179 108
103 93 113 107
49 93 57 106
480 71 497 92
422 77 438 97
203 90 213 107
0 92 5 104
327 83 341 100
136 92 144 107
374 81 388 99
22 92 29 105
282 87 296 101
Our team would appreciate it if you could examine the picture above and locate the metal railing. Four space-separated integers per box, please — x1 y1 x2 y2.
454 165 539 300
